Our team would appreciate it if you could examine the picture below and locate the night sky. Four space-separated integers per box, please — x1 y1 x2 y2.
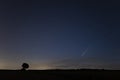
0 0 120 69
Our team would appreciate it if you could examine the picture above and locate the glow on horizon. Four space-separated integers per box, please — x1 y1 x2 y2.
0 63 7 69
29 64 55 70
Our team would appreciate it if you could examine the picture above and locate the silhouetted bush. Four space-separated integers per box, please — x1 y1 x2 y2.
21 63 29 71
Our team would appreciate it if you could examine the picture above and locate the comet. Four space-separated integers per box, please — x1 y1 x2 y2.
81 48 89 56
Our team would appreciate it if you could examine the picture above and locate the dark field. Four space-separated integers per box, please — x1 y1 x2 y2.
0 70 120 80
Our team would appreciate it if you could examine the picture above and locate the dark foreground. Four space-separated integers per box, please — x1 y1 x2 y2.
0 69 120 80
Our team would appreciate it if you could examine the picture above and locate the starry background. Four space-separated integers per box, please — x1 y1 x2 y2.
0 0 120 69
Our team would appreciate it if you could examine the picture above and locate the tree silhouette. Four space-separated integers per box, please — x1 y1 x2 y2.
21 63 29 71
